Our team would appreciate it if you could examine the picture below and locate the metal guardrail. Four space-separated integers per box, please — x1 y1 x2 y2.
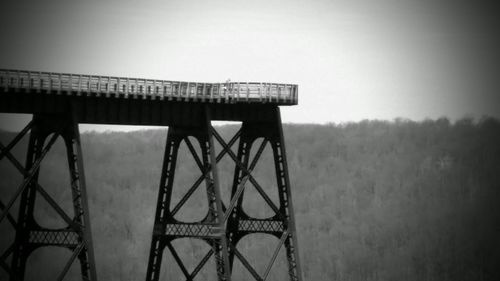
0 69 298 104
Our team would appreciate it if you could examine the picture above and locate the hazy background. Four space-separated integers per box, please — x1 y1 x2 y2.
1 0 499 131
1 120 500 280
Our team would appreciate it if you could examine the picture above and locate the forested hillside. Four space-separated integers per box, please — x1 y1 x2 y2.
1 118 499 281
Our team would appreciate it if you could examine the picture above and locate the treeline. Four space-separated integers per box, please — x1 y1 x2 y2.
1 117 499 281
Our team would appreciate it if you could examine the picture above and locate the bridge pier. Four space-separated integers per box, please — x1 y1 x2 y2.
0 113 97 281
146 108 232 281
146 106 302 281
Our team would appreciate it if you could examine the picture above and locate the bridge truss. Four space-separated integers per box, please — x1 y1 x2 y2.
0 69 303 281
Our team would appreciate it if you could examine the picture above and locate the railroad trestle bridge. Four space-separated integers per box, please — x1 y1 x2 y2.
0 69 302 281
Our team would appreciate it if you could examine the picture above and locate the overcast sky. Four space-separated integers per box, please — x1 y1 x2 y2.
1 0 499 131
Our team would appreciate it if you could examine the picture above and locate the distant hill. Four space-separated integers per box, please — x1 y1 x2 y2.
1 118 499 281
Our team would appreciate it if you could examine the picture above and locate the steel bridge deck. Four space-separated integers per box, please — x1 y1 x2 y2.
0 69 297 126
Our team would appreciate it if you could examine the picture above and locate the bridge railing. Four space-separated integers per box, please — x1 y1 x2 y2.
0 69 298 104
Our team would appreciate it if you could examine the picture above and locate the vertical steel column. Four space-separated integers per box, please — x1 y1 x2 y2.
145 127 179 281
66 114 97 281
8 120 43 281
6 114 97 281
203 109 232 281
274 110 303 281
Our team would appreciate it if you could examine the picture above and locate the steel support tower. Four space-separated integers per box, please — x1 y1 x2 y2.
0 69 302 281
0 113 96 281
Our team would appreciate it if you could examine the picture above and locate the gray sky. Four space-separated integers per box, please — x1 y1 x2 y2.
1 0 499 131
